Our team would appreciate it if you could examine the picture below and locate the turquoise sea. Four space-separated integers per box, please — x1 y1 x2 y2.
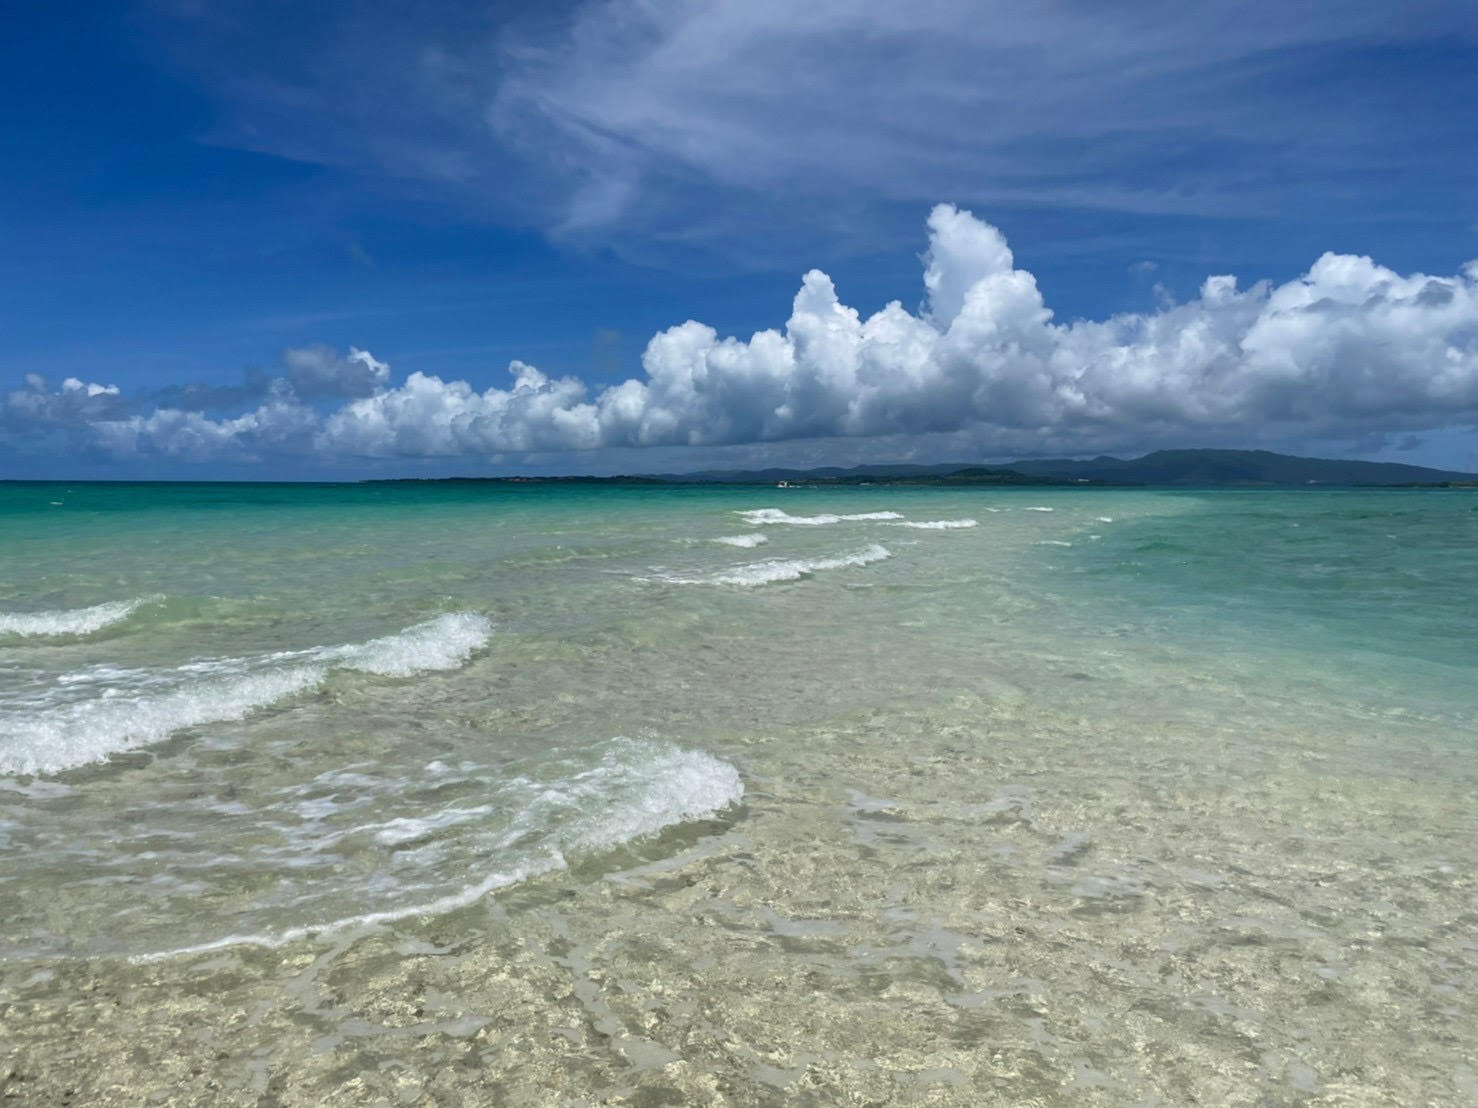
1 482 1475 1104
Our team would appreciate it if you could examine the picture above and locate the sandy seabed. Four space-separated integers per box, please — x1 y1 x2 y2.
4 688 1475 1107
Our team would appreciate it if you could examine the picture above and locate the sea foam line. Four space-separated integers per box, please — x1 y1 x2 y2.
0 596 162 638
131 862 554 962
711 533 769 548
0 612 493 777
132 740 742 961
889 519 978 530
316 612 494 678
737 508 903 526
649 544 892 587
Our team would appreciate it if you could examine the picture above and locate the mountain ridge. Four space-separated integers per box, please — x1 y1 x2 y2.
357 448 1478 487
643 449 1478 487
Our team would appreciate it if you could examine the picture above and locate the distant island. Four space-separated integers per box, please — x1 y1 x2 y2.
371 449 1478 488
1001 449 1478 488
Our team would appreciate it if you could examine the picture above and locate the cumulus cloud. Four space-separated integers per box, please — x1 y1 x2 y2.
314 205 1478 458
282 345 391 398
4 375 125 428
93 388 321 462
5 205 1477 466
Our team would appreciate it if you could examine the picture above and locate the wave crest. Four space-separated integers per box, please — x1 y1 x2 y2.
890 518 978 530
737 508 902 526
0 613 494 776
135 739 742 959
321 612 493 677
649 544 892 587
0 596 160 638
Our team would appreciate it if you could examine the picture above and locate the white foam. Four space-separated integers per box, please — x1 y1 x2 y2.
134 740 742 960
889 519 979 530
1037 539 1074 547
0 613 493 776
132 862 551 961
0 666 326 778
715 545 892 586
650 544 892 587
372 806 496 846
547 739 743 853
737 508 903 526
321 612 493 677
1097 516 1114 523
0 596 160 638
712 533 769 548
1025 506 1055 512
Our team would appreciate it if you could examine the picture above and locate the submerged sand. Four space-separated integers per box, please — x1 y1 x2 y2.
4 687 1474 1106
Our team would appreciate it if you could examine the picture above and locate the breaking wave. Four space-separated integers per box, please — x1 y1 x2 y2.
0 613 493 776
316 612 494 677
0 596 161 638
647 544 892 587
890 519 979 530
135 739 742 959
737 509 903 526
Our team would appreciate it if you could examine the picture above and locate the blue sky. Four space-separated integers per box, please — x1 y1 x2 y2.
3 0 1476 478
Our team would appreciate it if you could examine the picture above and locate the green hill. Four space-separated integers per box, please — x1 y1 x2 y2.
1005 449 1478 487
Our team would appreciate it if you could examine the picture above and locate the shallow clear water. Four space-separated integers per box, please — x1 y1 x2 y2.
1 481 1475 1103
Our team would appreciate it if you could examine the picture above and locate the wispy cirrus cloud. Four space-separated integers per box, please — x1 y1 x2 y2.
152 0 1478 264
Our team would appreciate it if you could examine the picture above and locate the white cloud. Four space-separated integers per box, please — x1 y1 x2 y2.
3 374 126 430
91 389 321 462
60 378 121 398
309 205 1478 459
321 362 601 456
7 206 1478 465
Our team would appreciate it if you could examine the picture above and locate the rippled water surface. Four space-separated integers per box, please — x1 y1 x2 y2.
1 481 1474 1104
